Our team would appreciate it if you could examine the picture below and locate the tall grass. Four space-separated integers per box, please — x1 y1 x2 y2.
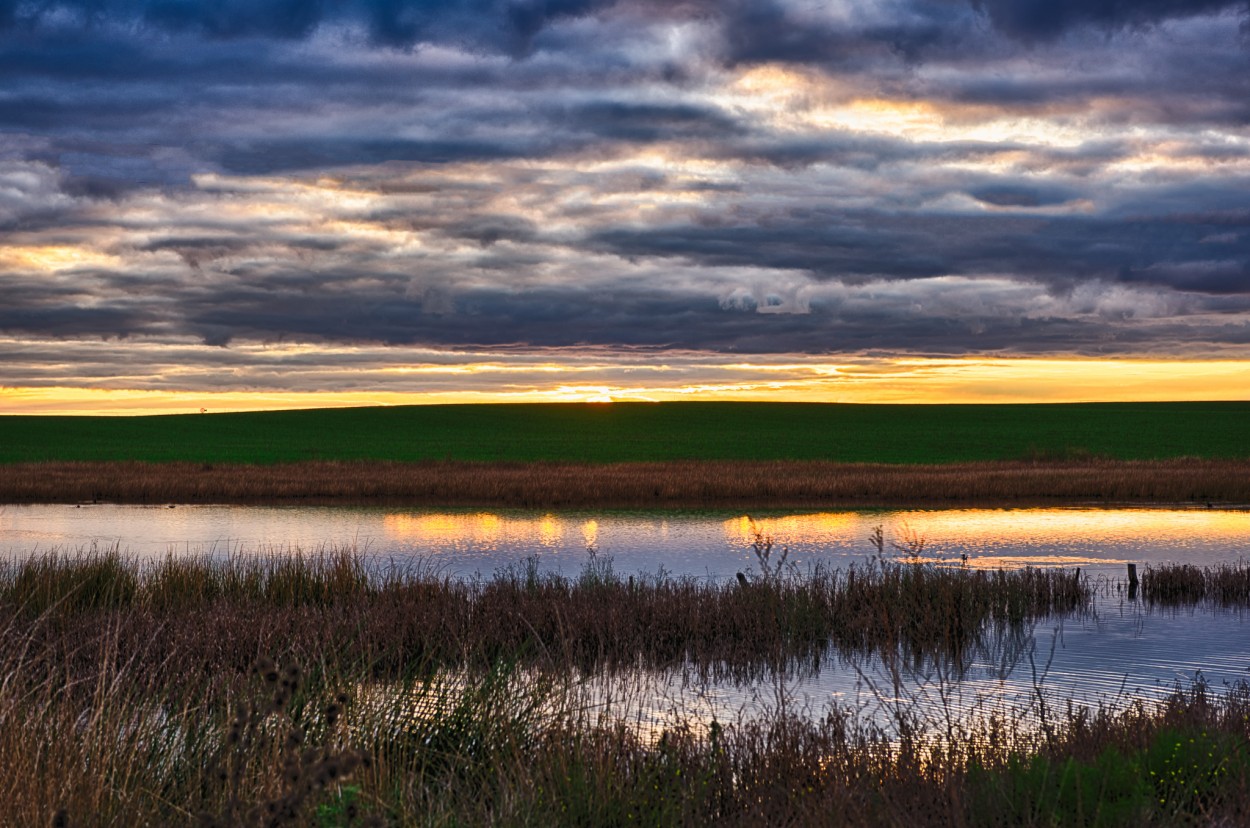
0 551 1091 680
1141 561 1250 607
2 610 1249 826
3 457 1249 507
3 553 1250 824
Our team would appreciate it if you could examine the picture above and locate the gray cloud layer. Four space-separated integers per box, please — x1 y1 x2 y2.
2 0 1250 390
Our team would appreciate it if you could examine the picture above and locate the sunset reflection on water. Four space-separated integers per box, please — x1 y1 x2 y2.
3 504 1248 580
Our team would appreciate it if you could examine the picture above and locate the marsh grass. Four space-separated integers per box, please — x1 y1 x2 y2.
6 553 1250 825
0 550 1091 679
3 457 1250 507
3 608 1250 826
1141 561 1250 607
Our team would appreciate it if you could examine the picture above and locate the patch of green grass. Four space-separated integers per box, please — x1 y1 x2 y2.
968 727 1250 827
2 401 1248 464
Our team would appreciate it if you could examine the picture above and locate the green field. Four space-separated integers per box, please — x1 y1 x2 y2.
1 401 1247 465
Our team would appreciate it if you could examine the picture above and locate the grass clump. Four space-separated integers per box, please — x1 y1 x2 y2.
7 549 138 617
1142 561 1250 607
0 550 1092 677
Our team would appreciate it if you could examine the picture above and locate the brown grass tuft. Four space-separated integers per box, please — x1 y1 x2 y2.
2 458 1249 507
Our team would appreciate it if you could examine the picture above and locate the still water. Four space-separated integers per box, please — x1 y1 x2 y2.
4 503 1249 729
3 503 1249 580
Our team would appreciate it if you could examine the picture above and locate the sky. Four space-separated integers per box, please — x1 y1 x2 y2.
2 0 1250 413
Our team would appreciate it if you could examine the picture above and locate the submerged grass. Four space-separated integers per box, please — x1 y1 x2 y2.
3 553 1250 824
0 550 1090 679
3 607 1250 826
1141 561 1250 608
4 457 1250 507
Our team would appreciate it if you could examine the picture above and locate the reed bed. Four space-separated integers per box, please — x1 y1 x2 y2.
3 458 1249 507
0 551 1089 682
3 610 1250 827
1141 561 1250 607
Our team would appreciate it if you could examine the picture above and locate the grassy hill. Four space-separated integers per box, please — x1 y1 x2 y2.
2 401 1247 465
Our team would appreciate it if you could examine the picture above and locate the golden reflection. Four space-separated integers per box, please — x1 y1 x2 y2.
950 555 1129 570
382 512 574 549
720 508 1250 566
383 513 504 544
890 509 1250 547
538 514 562 547
723 512 866 548
582 519 599 549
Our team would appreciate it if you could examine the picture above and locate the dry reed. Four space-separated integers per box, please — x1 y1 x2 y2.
2 458 1249 507
2 610 1248 826
0 551 1090 681
6 555 1250 825
1141 561 1250 607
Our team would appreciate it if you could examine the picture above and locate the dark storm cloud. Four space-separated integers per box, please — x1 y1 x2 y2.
966 184 1077 208
0 0 623 53
590 207 1250 292
4 0 1250 376
215 138 539 175
559 101 745 143
719 0 977 68
971 0 1250 41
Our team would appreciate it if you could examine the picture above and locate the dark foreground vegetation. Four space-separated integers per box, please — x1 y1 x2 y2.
3 554 1250 825
4 457 1250 507
1 551 1090 677
1142 561 1250 608
3 401 1249 465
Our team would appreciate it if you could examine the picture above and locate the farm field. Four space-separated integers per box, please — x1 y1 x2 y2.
2 401 1249 465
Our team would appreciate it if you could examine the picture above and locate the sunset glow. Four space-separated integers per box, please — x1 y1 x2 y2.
4 357 1249 415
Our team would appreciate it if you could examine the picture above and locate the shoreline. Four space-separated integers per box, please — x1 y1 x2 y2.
2 458 1248 508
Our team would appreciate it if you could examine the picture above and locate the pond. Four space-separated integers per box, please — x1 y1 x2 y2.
3 503 1249 581
4 503 1249 734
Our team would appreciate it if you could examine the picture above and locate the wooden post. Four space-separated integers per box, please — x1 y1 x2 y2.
1127 563 1139 600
